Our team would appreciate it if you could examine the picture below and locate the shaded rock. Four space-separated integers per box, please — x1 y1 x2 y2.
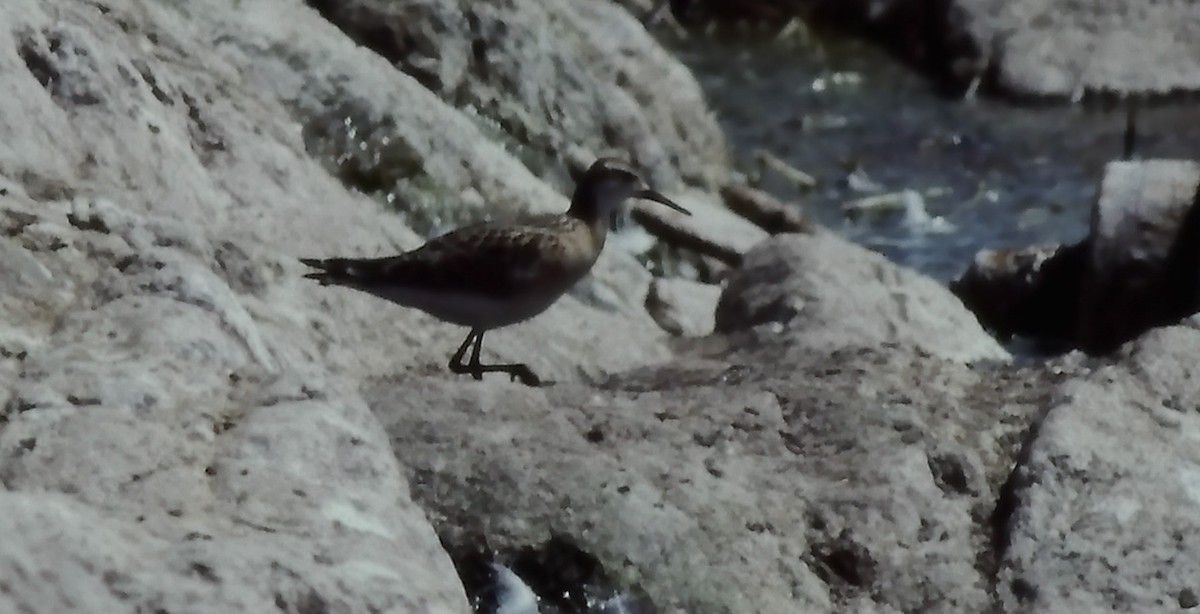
660 0 977 95
996 326 1200 611
716 232 1009 363
448 536 655 614
954 160 1200 354
1077 160 1200 352
950 242 1087 346
644 277 721 337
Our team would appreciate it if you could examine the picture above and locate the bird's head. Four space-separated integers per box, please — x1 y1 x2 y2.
568 157 690 222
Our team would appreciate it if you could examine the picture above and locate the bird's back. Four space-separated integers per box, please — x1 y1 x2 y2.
398 215 599 297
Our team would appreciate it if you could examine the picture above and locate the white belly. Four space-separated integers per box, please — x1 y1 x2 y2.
374 286 566 330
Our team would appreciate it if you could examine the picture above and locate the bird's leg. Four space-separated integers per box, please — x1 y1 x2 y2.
448 329 482 379
462 330 545 387
467 329 485 381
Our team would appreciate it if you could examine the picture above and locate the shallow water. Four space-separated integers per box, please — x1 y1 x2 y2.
666 31 1200 280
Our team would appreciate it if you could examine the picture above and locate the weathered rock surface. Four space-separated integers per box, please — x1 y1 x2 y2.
370 324 1048 613
996 325 1200 612
0 196 470 612
718 231 1010 363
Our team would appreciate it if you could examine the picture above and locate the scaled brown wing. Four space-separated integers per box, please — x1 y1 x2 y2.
382 225 570 299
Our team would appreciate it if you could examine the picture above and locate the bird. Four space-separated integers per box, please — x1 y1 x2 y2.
300 158 691 387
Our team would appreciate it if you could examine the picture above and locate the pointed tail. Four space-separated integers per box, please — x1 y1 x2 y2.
299 257 381 287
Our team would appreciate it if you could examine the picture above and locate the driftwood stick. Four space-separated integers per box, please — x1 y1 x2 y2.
720 184 810 235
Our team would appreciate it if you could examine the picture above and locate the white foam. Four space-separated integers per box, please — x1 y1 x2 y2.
491 563 539 614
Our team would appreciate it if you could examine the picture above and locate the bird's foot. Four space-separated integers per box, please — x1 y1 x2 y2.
507 364 552 388
450 360 549 387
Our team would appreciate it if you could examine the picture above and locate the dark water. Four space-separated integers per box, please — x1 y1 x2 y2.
666 32 1200 280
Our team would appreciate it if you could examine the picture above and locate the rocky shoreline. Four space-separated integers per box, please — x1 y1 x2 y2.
2 0 1200 613
654 0 1200 102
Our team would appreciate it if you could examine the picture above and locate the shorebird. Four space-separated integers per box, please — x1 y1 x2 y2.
300 158 690 386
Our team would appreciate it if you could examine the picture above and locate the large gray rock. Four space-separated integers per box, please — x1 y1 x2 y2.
717 231 1010 363
0 197 470 611
996 325 1200 612
370 336 1051 612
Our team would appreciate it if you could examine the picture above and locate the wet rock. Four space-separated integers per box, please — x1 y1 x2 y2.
996 326 1200 611
716 232 1010 363
448 536 655 614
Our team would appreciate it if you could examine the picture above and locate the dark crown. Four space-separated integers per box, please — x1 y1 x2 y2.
584 157 640 182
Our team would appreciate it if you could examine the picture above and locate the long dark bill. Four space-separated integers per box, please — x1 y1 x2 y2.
635 189 691 216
